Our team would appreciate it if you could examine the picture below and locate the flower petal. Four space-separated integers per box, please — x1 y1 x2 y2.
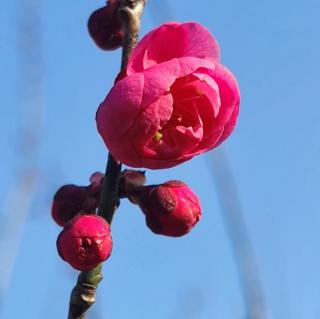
127 22 220 73
192 64 240 154
96 72 145 143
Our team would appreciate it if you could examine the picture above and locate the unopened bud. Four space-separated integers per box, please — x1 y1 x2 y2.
88 3 123 51
133 180 201 237
56 215 113 271
51 184 98 226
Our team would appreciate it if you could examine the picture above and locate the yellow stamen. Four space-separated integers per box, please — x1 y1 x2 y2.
153 131 163 142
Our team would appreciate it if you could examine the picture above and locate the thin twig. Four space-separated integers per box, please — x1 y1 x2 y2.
67 1 147 318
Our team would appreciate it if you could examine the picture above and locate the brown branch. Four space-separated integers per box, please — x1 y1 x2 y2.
67 1 147 318
97 154 122 224
68 265 103 319
119 0 146 69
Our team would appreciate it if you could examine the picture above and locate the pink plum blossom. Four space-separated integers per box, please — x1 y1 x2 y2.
97 22 240 169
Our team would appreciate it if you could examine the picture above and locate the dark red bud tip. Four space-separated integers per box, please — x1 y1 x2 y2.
89 172 104 185
56 215 113 271
88 4 124 51
136 180 202 237
51 184 94 227
88 172 104 197
119 169 146 198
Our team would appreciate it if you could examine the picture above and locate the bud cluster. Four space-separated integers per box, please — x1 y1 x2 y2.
52 173 113 271
53 170 201 271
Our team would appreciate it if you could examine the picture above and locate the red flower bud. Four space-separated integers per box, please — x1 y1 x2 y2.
56 215 113 271
51 184 100 227
89 171 104 186
88 3 123 51
134 180 201 237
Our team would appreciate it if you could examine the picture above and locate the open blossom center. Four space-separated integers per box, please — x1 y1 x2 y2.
147 74 221 154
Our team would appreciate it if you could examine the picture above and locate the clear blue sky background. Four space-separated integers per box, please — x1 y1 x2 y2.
1 0 320 318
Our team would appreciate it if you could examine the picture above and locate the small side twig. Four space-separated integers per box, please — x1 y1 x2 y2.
67 1 146 318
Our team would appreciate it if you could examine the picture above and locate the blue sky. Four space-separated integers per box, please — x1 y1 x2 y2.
1 0 320 318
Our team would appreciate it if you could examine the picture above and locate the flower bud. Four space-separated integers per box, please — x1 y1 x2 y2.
88 2 123 51
134 180 201 237
88 172 104 197
51 185 98 226
56 215 113 271
89 171 104 186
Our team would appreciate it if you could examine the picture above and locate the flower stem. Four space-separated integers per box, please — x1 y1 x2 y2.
67 1 146 318
119 0 147 69
97 153 122 224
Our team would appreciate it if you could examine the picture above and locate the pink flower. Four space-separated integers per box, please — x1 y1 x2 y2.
97 22 240 169
130 180 201 237
57 215 113 271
